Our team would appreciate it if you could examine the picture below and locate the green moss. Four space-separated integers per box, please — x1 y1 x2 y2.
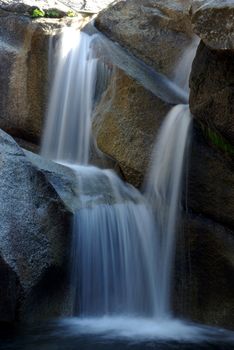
30 7 77 19
31 8 45 18
67 10 76 17
200 123 234 156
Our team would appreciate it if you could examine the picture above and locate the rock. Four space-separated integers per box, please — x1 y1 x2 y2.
95 0 193 78
0 3 87 144
25 150 80 214
58 0 115 13
0 0 115 15
0 129 72 323
174 213 234 330
191 0 234 51
189 41 234 147
0 0 71 15
93 68 171 187
187 125 234 231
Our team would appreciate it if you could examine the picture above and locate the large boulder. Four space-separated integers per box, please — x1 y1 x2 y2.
0 1 87 145
93 68 172 187
189 41 234 147
95 0 193 78
174 213 234 330
191 0 234 51
0 129 72 324
187 125 234 231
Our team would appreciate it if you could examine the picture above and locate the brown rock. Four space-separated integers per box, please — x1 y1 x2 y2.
95 0 193 78
189 41 234 147
93 68 171 187
191 0 234 51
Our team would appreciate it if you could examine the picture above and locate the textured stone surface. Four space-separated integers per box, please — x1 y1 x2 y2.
0 129 71 323
187 125 234 231
0 4 86 144
174 213 234 330
95 0 193 78
93 68 171 187
0 0 114 13
189 41 234 147
191 0 234 50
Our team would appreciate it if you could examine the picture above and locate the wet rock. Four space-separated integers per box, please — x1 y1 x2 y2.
95 0 193 78
189 41 234 147
93 68 171 187
174 213 234 330
191 0 234 51
0 129 72 323
187 125 234 231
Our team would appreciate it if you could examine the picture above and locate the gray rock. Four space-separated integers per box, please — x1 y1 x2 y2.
25 150 80 214
191 0 234 51
0 129 71 323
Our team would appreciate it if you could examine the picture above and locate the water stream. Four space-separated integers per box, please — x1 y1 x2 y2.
35 27 234 347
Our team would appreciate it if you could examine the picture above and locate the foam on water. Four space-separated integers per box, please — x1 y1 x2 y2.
58 317 234 343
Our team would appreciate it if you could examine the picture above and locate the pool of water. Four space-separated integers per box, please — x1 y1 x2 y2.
1 317 234 350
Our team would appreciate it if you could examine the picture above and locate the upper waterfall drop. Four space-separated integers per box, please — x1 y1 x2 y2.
41 29 98 164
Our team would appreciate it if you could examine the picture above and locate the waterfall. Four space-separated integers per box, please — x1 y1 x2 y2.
145 105 191 317
70 165 159 317
41 27 192 329
41 29 98 164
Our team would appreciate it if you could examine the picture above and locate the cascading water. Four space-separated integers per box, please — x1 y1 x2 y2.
41 29 98 164
40 26 209 341
70 166 159 317
145 104 191 317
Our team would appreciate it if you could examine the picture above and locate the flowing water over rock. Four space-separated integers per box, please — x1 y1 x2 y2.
37 27 234 347
145 104 191 317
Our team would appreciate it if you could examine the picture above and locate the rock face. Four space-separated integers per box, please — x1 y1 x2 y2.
0 129 72 323
189 41 234 147
0 2 87 144
174 213 234 330
191 0 234 51
95 0 193 78
187 126 234 231
93 68 171 187
0 0 114 14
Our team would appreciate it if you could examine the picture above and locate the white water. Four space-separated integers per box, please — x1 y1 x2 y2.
40 28 206 341
145 105 191 317
70 165 159 317
41 30 98 164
